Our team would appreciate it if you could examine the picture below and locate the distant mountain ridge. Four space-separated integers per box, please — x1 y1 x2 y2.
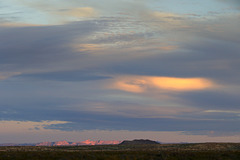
36 140 121 146
0 140 121 146
0 143 36 146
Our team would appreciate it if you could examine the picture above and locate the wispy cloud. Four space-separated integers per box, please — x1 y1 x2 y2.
61 7 97 18
204 110 240 114
0 120 69 133
0 72 21 80
72 43 104 52
0 1 98 25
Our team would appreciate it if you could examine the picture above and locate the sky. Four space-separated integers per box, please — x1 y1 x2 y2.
0 0 240 143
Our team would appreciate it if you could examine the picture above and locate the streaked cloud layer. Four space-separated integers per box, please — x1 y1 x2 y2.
0 0 240 143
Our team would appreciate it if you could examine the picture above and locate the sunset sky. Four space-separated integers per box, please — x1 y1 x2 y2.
0 0 240 143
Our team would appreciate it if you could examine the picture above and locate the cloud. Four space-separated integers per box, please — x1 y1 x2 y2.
0 20 105 72
204 110 240 114
96 27 240 86
51 7 97 23
111 78 145 93
72 43 104 52
150 77 213 91
63 7 97 18
78 101 201 118
42 111 240 133
0 1 98 25
0 120 69 134
0 72 21 80
109 75 215 93
157 45 178 51
146 11 187 29
179 90 240 110
0 23 45 27
113 1 193 31
16 70 111 82
0 94 239 134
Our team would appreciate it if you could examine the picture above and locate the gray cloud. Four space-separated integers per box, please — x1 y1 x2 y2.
89 15 240 85
0 20 107 72
16 70 111 82
179 90 240 110
1 102 239 133
2 12 239 84
95 38 240 85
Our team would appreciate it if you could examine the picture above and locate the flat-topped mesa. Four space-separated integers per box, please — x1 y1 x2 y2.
119 139 160 145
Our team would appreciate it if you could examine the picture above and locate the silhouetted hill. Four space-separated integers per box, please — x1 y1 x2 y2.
119 139 159 145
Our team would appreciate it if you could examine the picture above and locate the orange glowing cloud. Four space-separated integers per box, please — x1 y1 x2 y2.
114 80 145 93
110 75 215 93
149 77 213 91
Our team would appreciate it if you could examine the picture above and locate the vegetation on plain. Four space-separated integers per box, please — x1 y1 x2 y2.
0 143 239 160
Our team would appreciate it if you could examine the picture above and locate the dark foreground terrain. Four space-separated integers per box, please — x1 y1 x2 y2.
0 143 240 160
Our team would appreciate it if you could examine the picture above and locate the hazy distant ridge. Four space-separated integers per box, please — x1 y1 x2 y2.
0 140 121 146
0 139 161 146
36 140 121 146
